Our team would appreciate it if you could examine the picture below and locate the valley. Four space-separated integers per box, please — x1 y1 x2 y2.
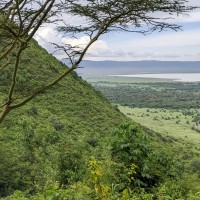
119 106 200 144
88 75 200 143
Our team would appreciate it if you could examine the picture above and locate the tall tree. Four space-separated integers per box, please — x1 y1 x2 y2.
0 0 195 123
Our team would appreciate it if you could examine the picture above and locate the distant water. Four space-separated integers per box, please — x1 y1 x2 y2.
110 73 200 82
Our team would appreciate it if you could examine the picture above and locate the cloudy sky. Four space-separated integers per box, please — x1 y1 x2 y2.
35 1 200 61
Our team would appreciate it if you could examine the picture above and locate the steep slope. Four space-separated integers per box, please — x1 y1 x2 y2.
0 40 126 132
0 40 127 196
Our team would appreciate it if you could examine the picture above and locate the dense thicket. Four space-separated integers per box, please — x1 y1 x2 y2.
0 40 126 197
93 82 200 109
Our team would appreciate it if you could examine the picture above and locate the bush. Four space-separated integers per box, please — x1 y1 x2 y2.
110 124 180 191
27 107 38 116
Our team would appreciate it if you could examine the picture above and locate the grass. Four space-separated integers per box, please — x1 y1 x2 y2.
87 75 200 145
119 106 200 144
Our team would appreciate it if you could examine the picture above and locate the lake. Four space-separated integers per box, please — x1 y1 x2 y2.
110 73 200 82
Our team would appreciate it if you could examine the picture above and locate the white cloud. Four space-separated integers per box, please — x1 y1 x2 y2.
61 36 108 51
35 27 110 60
82 29 200 61
34 25 200 61
33 2 200 62
34 26 62 53
168 10 200 23
85 50 200 61
130 29 200 48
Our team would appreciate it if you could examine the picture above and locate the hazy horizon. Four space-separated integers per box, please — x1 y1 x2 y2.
74 60 200 77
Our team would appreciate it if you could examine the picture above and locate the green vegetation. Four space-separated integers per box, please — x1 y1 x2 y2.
92 80 200 109
85 75 172 84
0 40 125 197
0 41 199 199
90 76 200 142
1 121 200 199
119 106 200 144
1 1 200 199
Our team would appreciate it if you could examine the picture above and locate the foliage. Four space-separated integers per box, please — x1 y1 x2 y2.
88 157 110 200
119 106 200 143
93 81 200 109
1 123 200 199
110 124 183 191
0 40 126 197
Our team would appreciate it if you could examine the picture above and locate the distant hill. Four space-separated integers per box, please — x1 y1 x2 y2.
77 60 200 76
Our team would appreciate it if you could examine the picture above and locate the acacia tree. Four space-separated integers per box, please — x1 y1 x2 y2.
0 0 195 123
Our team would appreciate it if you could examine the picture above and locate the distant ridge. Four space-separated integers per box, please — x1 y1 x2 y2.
77 60 200 76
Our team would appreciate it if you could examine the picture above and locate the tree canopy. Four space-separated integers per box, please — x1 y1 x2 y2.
0 0 195 123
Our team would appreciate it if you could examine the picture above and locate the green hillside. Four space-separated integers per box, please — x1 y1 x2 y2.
0 40 126 194
0 41 200 199
0 39 126 131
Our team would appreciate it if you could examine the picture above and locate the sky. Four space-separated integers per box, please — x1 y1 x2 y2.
35 1 200 62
